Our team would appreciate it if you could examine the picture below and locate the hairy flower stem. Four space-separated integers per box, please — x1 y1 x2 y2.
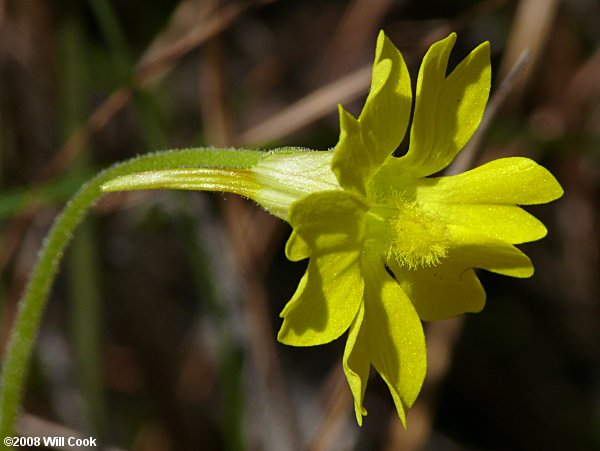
0 148 264 438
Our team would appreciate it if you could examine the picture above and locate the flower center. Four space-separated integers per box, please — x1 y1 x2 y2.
368 199 449 270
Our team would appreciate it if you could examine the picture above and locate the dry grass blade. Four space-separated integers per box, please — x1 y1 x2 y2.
240 65 372 146
499 0 560 110
306 365 353 451
310 0 394 84
43 87 132 179
135 0 275 87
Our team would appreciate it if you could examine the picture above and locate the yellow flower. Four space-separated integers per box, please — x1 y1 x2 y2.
103 31 563 426
276 31 563 426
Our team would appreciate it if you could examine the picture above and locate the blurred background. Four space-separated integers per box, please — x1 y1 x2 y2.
1 0 599 449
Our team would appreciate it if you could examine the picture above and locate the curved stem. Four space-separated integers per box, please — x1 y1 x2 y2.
0 147 265 438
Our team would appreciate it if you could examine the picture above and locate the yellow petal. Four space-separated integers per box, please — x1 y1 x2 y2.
278 250 364 346
285 230 310 262
288 191 368 252
389 258 486 322
417 157 564 205
427 203 547 244
363 261 426 426
344 259 426 427
447 224 534 278
342 302 369 425
398 34 491 177
332 31 412 194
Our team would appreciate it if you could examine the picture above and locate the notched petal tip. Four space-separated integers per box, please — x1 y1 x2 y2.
356 263 427 425
400 31 491 177
285 231 310 262
332 30 412 193
431 31 458 56
342 303 371 426
492 252 534 278
354 403 367 427
374 29 387 61
337 104 359 134
448 225 536 279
